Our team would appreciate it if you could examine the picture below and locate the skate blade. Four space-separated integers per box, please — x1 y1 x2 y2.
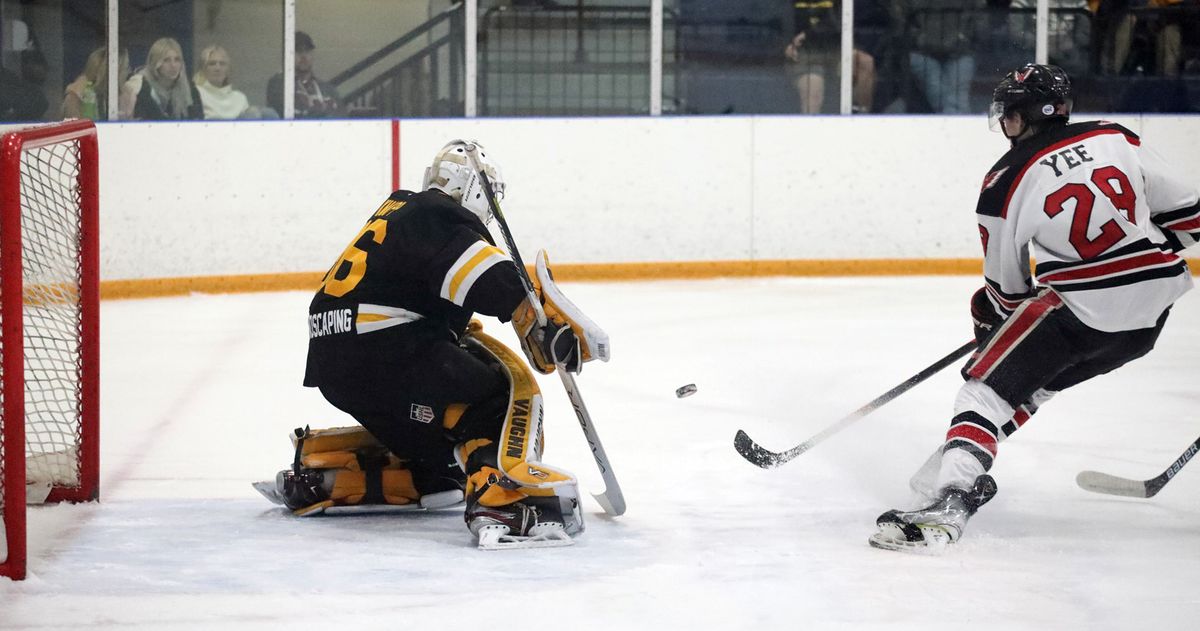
252 480 286 506
477 525 574 551
868 523 952 555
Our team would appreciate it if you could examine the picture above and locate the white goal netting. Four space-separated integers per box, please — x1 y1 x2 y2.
1 135 87 511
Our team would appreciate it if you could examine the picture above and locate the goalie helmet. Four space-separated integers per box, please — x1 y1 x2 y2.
988 63 1072 138
422 139 505 224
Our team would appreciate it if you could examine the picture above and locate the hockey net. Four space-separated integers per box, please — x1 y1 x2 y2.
0 120 100 581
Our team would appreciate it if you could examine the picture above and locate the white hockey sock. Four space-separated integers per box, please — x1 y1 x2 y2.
935 447 987 493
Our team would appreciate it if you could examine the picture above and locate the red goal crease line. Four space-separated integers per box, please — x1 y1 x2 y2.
95 258 1200 300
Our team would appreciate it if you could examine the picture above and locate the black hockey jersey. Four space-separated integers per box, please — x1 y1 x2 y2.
304 189 527 388
975 120 1199 332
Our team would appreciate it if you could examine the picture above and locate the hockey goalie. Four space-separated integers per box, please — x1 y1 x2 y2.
257 140 609 550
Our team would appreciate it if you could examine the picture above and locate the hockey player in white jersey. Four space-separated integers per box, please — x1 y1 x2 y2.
870 63 1200 553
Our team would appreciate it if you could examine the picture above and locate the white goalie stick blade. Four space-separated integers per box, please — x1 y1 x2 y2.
868 523 952 556
476 524 575 551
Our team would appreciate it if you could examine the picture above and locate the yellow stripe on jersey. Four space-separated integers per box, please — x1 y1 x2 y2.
355 303 424 334
440 241 510 306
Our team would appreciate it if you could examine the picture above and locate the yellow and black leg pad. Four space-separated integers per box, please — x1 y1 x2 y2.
462 328 546 464
458 328 583 538
252 425 464 516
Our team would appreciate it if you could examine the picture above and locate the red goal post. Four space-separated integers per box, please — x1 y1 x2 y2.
0 120 100 581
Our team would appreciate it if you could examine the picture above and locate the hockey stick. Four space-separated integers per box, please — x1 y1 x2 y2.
1075 434 1200 498
735 340 977 469
465 144 626 516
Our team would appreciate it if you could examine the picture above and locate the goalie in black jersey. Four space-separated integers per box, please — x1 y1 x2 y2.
870 64 1200 553
260 140 608 550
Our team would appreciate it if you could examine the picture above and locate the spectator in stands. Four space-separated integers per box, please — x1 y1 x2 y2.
193 45 276 119
1093 0 1186 77
854 0 895 111
786 0 876 113
0 45 49 121
267 31 341 118
1091 0 1136 74
977 0 1032 79
123 37 204 120
0 63 46 121
891 0 981 113
1148 0 1184 77
63 47 130 120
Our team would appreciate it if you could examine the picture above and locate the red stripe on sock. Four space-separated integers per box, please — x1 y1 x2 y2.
946 424 998 456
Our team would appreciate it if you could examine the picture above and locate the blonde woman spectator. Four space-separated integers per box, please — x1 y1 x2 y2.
193 45 272 119
63 47 129 120
123 37 203 120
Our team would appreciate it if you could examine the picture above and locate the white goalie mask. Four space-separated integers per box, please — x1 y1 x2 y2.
421 139 505 224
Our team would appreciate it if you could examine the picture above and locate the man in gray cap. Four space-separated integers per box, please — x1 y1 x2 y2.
267 30 341 118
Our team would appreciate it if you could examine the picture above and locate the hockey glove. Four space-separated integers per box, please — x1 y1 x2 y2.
512 298 581 374
970 286 1004 345
542 321 581 373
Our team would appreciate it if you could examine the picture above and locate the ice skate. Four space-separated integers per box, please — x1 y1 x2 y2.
869 474 997 554
467 496 574 550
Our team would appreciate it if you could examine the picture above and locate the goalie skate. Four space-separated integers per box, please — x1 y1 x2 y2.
475 522 574 551
869 474 997 555
467 495 578 551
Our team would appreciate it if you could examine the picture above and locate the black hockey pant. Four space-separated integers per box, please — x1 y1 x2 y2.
316 338 509 493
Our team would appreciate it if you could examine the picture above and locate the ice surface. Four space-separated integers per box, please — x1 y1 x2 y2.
2 277 1198 629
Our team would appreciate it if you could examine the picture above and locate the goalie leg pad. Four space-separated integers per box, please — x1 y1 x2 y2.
269 463 423 515
462 328 546 465
457 328 584 546
258 425 465 515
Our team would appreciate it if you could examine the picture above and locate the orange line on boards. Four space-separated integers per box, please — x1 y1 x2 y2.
98 258 1200 300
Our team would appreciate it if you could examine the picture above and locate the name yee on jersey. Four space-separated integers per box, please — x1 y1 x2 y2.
1038 143 1093 177
309 308 354 339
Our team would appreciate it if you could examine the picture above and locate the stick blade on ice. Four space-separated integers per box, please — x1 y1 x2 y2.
1075 471 1153 498
734 430 785 469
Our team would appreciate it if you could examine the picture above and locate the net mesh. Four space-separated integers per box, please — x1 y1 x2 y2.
1 138 86 507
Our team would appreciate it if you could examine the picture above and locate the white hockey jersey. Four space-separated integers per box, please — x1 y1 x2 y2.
975 120 1200 332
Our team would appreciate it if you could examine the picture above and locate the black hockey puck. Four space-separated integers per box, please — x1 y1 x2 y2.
675 384 697 398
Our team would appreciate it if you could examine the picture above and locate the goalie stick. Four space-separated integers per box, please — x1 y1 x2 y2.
1075 434 1200 498
465 144 626 517
735 340 976 469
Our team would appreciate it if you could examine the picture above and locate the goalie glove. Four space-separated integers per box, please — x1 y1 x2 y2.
511 250 608 374
512 299 581 374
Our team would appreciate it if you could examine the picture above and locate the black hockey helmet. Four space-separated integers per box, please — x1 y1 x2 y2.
989 63 1072 135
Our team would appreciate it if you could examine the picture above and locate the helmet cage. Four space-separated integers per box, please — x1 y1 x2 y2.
422 139 505 224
